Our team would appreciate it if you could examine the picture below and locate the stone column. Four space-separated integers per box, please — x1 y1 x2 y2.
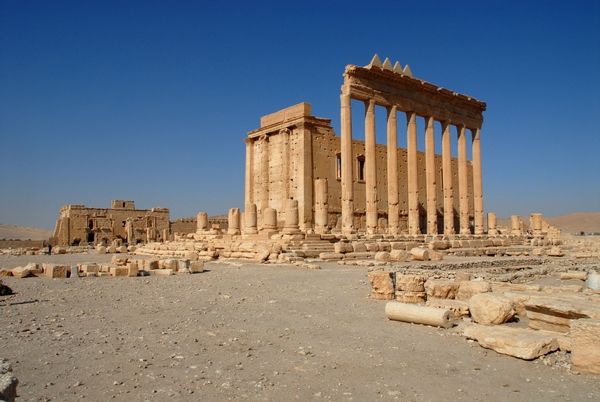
457 125 470 234
531 213 543 238
260 135 269 214
365 99 377 234
263 208 278 232
244 138 254 207
511 215 521 236
196 212 209 233
314 178 329 234
406 111 419 235
387 105 399 235
441 121 455 234
425 116 437 234
282 199 301 234
244 203 258 234
487 212 497 235
471 128 484 235
340 92 355 234
227 208 241 235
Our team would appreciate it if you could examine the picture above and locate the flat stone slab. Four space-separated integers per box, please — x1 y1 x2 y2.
463 324 559 360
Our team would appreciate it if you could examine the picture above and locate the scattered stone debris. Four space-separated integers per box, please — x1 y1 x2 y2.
0 359 18 402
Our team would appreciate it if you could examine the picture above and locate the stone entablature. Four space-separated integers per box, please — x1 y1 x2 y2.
52 200 170 246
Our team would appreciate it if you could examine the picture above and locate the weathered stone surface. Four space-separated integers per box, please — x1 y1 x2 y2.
43 264 68 279
12 265 34 278
111 254 129 266
468 293 515 325
543 285 582 294
571 318 600 374
319 252 344 260
333 242 352 254
426 299 469 317
127 261 139 277
560 271 587 281
524 296 600 332
396 275 426 292
456 281 491 301
547 247 564 257
352 242 367 253
425 280 460 299
148 269 173 276
0 359 18 402
190 261 205 273
429 250 443 261
389 249 409 262
80 263 99 274
367 272 395 300
110 266 129 277
411 247 429 261
0 269 12 277
96 246 107 254
395 291 426 303
490 282 541 293
463 324 559 360
374 251 390 262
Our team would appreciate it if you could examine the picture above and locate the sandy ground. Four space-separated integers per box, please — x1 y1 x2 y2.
1 253 599 401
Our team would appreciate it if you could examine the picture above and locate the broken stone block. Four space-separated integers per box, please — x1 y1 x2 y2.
456 281 491 301
560 271 587 281
543 285 583 294
425 280 460 299
0 269 12 277
176 259 191 274
395 291 426 303
396 275 426 292
374 251 390 262
11 266 34 278
190 261 204 273
319 252 344 260
367 271 395 300
126 261 139 277
570 318 600 374
468 293 515 325
79 263 99 275
524 296 600 333
410 247 429 261
96 246 107 254
490 282 541 293
0 359 18 402
43 264 68 279
111 255 129 266
162 259 178 271
426 299 469 317
429 250 443 261
352 242 367 253
389 249 409 262
146 260 159 270
547 247 564 257
109 266 128 277
463 324 558 360
148 269 173 276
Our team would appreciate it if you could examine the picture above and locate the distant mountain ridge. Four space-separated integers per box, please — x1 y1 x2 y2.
0 224 54 240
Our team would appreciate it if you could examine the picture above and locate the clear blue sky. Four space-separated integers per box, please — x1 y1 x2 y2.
1 1 599 230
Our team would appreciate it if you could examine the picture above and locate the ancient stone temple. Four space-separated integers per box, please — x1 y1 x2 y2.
52 200 170 246
245 55 486 235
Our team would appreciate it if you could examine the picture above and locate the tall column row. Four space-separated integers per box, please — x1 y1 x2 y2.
340 94 484 235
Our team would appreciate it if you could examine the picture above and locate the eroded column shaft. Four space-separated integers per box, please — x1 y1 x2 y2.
441 121 454 234
406 111 419 235
425 116 437 234
472 128 484 235
387 106 399 235
457 125 470 234
341 93 354 234
365 99 377 234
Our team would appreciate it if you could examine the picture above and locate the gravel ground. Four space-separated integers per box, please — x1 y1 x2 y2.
1 252 599 401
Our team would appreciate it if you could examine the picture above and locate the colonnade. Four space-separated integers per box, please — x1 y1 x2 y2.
340 94 484 235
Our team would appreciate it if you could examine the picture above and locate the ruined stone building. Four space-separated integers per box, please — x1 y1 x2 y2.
245 55 486 235
52 200 170 246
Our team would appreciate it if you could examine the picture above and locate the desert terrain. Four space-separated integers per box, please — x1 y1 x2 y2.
1 250 600 401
